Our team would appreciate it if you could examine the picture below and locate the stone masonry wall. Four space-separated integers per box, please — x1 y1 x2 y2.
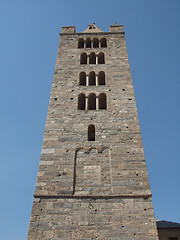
27 27 158 239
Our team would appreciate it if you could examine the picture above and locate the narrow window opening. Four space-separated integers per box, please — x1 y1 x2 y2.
98 52 105 64
88 93 96 110
79 72 86 86
78 38 84 48
100 38 107 48
78 93 85 110
88 124 95 141
89 71 96 85
99 93 107 109
86 38 91 48
98 71 105 85
93 38 99 48
89 52 96 64
80 53 87 64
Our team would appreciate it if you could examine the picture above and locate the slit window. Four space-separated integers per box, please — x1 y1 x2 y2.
88 125 95 141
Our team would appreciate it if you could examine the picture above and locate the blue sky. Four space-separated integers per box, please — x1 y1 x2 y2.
0 0 180 239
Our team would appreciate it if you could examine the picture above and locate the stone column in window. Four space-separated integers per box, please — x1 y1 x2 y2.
85 97 88 110
96 56 98 64
86 75 89 86
96 75 98 86
96 97 99 110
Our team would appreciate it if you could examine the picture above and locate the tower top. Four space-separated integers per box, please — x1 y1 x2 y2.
61 23 124 34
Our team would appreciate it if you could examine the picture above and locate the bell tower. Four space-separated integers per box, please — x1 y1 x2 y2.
27 23 158 239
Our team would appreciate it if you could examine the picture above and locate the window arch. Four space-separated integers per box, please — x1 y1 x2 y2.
80 53 87 64
89 52 96 64
79 72 86 86
100 38 107 48
93 38 99 48
88 93 96 110
78 38 84 48
88 124 95 141
78 93 85 110
86 38 91 48
98 71 105 85
98 52 105 64
89 71 96 85
99 93 107 109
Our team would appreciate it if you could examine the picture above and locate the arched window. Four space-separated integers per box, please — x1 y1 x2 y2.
80 53 87 64
89 52 96 64
78 93 85 110
100 38 107 48
88 125 95 141
89 71 96 85
79 72 86 86
88 93 96 110
86 38 91 48
98 71 105 85
93 38 99 48
98 52 105 64
78 38 84 48
99 93 107 109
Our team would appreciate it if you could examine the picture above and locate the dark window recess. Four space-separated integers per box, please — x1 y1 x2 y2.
78 39 84 48
98 52 105 64
78 93 85 110
99 93 107 109
79 72 86 85
86 38 91 48
89 71 96 85
80 53 87 64
93 38 99 48
89 52 96 64
98 71 105 85
88 124 95 141
88 93 96 110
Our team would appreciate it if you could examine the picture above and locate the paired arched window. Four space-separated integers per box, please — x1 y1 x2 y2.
80 53 87 64
88 125 95 141
78 93 107 110
78 93 85 110
79 71 105 86
78 38 107 48
80 52 105 64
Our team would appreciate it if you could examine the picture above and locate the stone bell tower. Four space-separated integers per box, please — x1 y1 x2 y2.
27 23 158 239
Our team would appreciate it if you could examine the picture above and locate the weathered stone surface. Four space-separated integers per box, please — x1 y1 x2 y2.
27 24 158 239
